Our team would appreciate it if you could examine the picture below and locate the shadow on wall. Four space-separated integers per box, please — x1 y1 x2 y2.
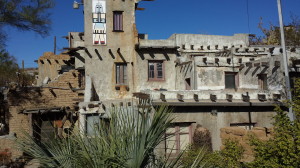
136 48 178 61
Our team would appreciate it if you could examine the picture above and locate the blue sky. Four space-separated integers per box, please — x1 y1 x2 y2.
4 0 300 68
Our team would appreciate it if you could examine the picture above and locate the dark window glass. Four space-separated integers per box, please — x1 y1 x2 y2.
225 72 237 89
113 11 123 31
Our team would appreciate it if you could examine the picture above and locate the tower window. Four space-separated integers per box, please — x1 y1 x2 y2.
116 63 127 85
113 11 123 32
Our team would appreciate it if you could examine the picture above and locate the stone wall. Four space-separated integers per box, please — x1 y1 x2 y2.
9 69 83 110
0 106 30 160
37 52 72 86
0 69 83 162
220 127 273 162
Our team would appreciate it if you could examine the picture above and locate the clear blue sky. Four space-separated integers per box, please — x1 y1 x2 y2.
4 0 300 68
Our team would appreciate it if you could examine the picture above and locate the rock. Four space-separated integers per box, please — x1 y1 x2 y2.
223 127 247 136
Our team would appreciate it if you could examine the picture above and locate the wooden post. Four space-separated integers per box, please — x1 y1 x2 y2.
54 36 57 55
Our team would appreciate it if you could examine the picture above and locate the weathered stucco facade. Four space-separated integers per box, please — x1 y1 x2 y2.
2 0 300 162
69 0 300 152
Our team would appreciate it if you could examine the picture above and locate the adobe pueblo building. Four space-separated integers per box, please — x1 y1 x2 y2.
1 0 300 160
74 0 300 151
66 0 300 152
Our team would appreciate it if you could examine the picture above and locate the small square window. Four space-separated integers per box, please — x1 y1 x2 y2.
116 63 127 85
113 11 123 32
225 72 238 89
148 61 164 81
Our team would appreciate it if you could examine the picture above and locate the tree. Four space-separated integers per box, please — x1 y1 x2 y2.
252 15 300 47
0 0 54 47
0 49 18 87
0 49 36 87
247 79 300 168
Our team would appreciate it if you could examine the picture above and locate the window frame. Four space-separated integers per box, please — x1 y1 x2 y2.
115 63 127 85
225 72 238 89
113 11 123 32
86 114 100 137
148 60 165 81
258 74 268 90
165 123 192 156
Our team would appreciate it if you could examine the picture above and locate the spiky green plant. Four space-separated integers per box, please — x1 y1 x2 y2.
18 104 197 168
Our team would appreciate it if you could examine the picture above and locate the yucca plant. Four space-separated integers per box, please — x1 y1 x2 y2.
18 103 191 168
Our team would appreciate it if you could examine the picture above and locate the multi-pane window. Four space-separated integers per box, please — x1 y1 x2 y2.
165 123 191 155
116 63 127 85
113 11 123 31
258 74 268 90
148 61 164 81
225 72 238 89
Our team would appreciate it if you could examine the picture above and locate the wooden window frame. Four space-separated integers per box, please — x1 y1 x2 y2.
258 74 268 90
148 60 165 81
113 11 123 32
165 123 192 156
225 72 239 89
116 63 127 85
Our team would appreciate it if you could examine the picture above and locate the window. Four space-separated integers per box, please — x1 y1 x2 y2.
225 72 238 89
258 74 267 90
86 114 100 136
148 61 164 81
113 11 123 31
116 63 127 85
86 114 110 136
78 70 85 89
185 78 191 90
230 123 256 130
165 123 192 155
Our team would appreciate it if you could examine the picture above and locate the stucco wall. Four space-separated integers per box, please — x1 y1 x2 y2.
171 106 275 150
135 49 178 92
83 0 137 100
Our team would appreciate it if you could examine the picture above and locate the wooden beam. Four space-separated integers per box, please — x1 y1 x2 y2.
226 94 233 102
136 7 145 10
177 94 184 102
242 93 250 102
254 63 260 67
273 94 281 101
239 64 245 70
261 62 269 67
210 94 217 102
49 89 56 97
215 58 219 64
258 94 266 102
